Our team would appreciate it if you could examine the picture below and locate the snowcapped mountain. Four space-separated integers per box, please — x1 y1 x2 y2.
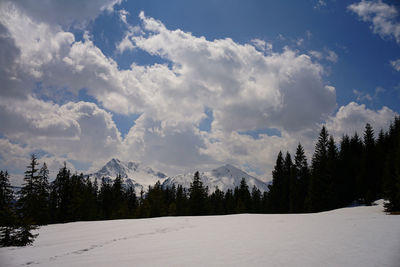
87 159 168 194
89 160 269 194
162 164 270 193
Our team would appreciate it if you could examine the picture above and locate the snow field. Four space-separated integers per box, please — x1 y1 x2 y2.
1 200 399 267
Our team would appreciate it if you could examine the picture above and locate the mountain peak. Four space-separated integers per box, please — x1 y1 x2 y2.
88 158 168 195
163 164 269 193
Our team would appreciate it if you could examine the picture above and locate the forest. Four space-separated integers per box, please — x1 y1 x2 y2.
1 116 399 246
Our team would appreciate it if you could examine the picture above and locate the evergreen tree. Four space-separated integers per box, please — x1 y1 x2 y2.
49 163 71 223
338 135 357 206
251 186 262 213
281 152 292 213
224 189 235 214
210 186 225 215
0 171 14 226
35 163 50 224
290 144 309 213
361 123 378 205
111 174 128 218
98 177 113 219
125 186 137 218
326 135 339 209
307 126 330 212
383 116 400 211
175 185 188 216
189 171 208 215
267 151 284 213
235 178 251 213
350 132 364 200
17 154 40 224
145 181 166 217
0 171 18 247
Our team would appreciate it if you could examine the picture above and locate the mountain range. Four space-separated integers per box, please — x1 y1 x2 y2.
87 158 270 194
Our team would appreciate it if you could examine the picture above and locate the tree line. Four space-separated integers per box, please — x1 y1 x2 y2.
1 116 399 246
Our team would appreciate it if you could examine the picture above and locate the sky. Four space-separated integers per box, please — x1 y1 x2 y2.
0 0 399 185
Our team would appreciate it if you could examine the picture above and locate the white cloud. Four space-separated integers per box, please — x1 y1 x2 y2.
325 102 397 139
1 5 396 182
353 86 385 102
348 0 400 44
119 9 129 24
0 96 122 168
353 89 373 102
3 0 121 27
390 58 400 71
132 13 336 132
309 50 323 60
326 49 338 62
0 7 339 179
309 48 338 63
251 39 273 54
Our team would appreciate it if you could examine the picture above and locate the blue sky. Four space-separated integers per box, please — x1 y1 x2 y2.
0 0 399 183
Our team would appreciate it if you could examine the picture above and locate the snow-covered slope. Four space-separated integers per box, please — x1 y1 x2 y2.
87 159 168 194
162 164 270 192
1 200 399 267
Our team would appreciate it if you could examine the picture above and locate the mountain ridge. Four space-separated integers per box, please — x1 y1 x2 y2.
88 159 270 194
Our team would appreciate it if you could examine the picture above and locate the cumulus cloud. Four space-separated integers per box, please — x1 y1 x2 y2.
131 12 336 132
325 102 397 139
0 96 122 170
2 4 395 182
348 0 400 44
0 6 340 179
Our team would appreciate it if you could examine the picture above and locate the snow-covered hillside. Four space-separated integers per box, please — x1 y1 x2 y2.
162 164 270 192
87 159 168 194
1 200 399 267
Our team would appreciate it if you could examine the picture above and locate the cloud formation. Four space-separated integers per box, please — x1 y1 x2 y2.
0 3 397 182
348 0 400 44
4 0 121 27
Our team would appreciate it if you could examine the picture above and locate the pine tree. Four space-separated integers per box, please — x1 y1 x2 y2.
189 171 208 215
350 132 364 200
251 186 262 213
125 186 137 218
210 186 225 215
111 174 128 218
338 135 356 206
175 185 188 216
236 178 251 213
0 171 17 246
17 154 40 224
224 189 235 214
0 171 14 226
383 116 400 211
98 177 113 219
35 163 50 224
267 151 284 213
145 181 166 217
290 144 309 213
361 123 377 205
326 135 339 209
281 152 292 213
49 163 71 223
307 126 330 212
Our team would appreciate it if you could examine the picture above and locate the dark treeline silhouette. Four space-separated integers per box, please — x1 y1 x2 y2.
1 117 400 246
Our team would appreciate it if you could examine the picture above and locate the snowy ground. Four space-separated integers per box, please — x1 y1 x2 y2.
1 200 399 267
